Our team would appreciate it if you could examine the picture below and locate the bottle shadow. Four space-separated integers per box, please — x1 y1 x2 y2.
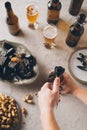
16 30 26 37
56 18 70 32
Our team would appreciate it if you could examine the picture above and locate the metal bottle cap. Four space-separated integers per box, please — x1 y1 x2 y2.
52 0 59 4
5 1 11 9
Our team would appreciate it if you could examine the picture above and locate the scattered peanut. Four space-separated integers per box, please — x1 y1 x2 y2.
21 107 27 116
34 92 38 97
22 93 34 104
27 100 33 104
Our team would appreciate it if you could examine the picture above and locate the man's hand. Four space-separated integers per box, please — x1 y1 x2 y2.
60 72 78 95
38 78 60 114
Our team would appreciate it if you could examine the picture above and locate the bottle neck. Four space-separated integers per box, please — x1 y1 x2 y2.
6 8 14 18
73 21 83 31
76 20 84 27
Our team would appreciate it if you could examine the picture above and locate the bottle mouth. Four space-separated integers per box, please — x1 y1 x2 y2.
52 0 59 3
78 13 86 24
5 1 11 9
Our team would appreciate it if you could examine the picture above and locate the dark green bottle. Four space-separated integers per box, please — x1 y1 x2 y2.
47 0 62 25
69 0 84 16
66 13 86 47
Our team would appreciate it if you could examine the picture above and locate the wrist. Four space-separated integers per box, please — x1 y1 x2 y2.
71 85 79 96
40 107 54 116
40 108 54 122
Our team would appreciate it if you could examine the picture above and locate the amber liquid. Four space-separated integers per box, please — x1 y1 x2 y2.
6 9 20 35
44 37 55 44
44 37 56 48
47 10 60 24
66 24 84 47
26 5 39 24
26 12 39 24
66 32 80 47
47 1 62 24
43 25 57 48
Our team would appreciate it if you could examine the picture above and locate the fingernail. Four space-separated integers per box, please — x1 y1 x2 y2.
55 77 60 81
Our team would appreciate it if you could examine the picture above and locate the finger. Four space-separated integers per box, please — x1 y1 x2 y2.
56 97 61 108
60 89 70 95
49 70 55 74
61 72 67 85
53 78 60 92
62 71 66 75
38 91 41 97
41 82 51 90
62 72 70 79
48 84 53 90
48 71 55 83
58 99 61 102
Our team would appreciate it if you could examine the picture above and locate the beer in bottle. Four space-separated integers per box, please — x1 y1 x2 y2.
66 13 86 47
47 0 62 25
5 1 20 35
69 0 84 16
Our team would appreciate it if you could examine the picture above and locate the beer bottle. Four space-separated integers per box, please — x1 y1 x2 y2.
66 13 86 47
5 2 20 36
69 0 84 16
47 0 62 25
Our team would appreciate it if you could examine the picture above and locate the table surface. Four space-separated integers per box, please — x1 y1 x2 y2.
0 0 87 130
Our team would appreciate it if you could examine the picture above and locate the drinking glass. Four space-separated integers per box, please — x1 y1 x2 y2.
26 2 39 29
43 24 57 49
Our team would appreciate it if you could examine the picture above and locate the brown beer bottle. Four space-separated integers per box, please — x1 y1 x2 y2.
69 0 84 16
47 0 62 25
66 13 86 47
5 2 20 36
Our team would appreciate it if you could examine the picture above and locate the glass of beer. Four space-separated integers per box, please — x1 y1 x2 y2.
43 24 57 49
26 2 39 29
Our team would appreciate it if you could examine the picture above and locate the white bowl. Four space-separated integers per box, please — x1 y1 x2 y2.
0 40 39 85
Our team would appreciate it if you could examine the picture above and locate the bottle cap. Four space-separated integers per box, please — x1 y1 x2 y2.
5 1 11 9
78 13 86 24
52 0 59 4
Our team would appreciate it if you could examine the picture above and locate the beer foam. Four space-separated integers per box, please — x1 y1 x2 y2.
27 5 38 16
43 25 57 39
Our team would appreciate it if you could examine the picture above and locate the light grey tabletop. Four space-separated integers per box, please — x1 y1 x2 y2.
0 0 87 130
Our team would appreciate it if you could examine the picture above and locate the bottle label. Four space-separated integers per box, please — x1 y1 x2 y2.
8 23 20 35
48 10 60 21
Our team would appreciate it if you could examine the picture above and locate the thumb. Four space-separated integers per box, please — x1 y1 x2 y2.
53 78 60 92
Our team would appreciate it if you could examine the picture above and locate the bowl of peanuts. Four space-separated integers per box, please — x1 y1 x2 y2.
0 93 21 130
